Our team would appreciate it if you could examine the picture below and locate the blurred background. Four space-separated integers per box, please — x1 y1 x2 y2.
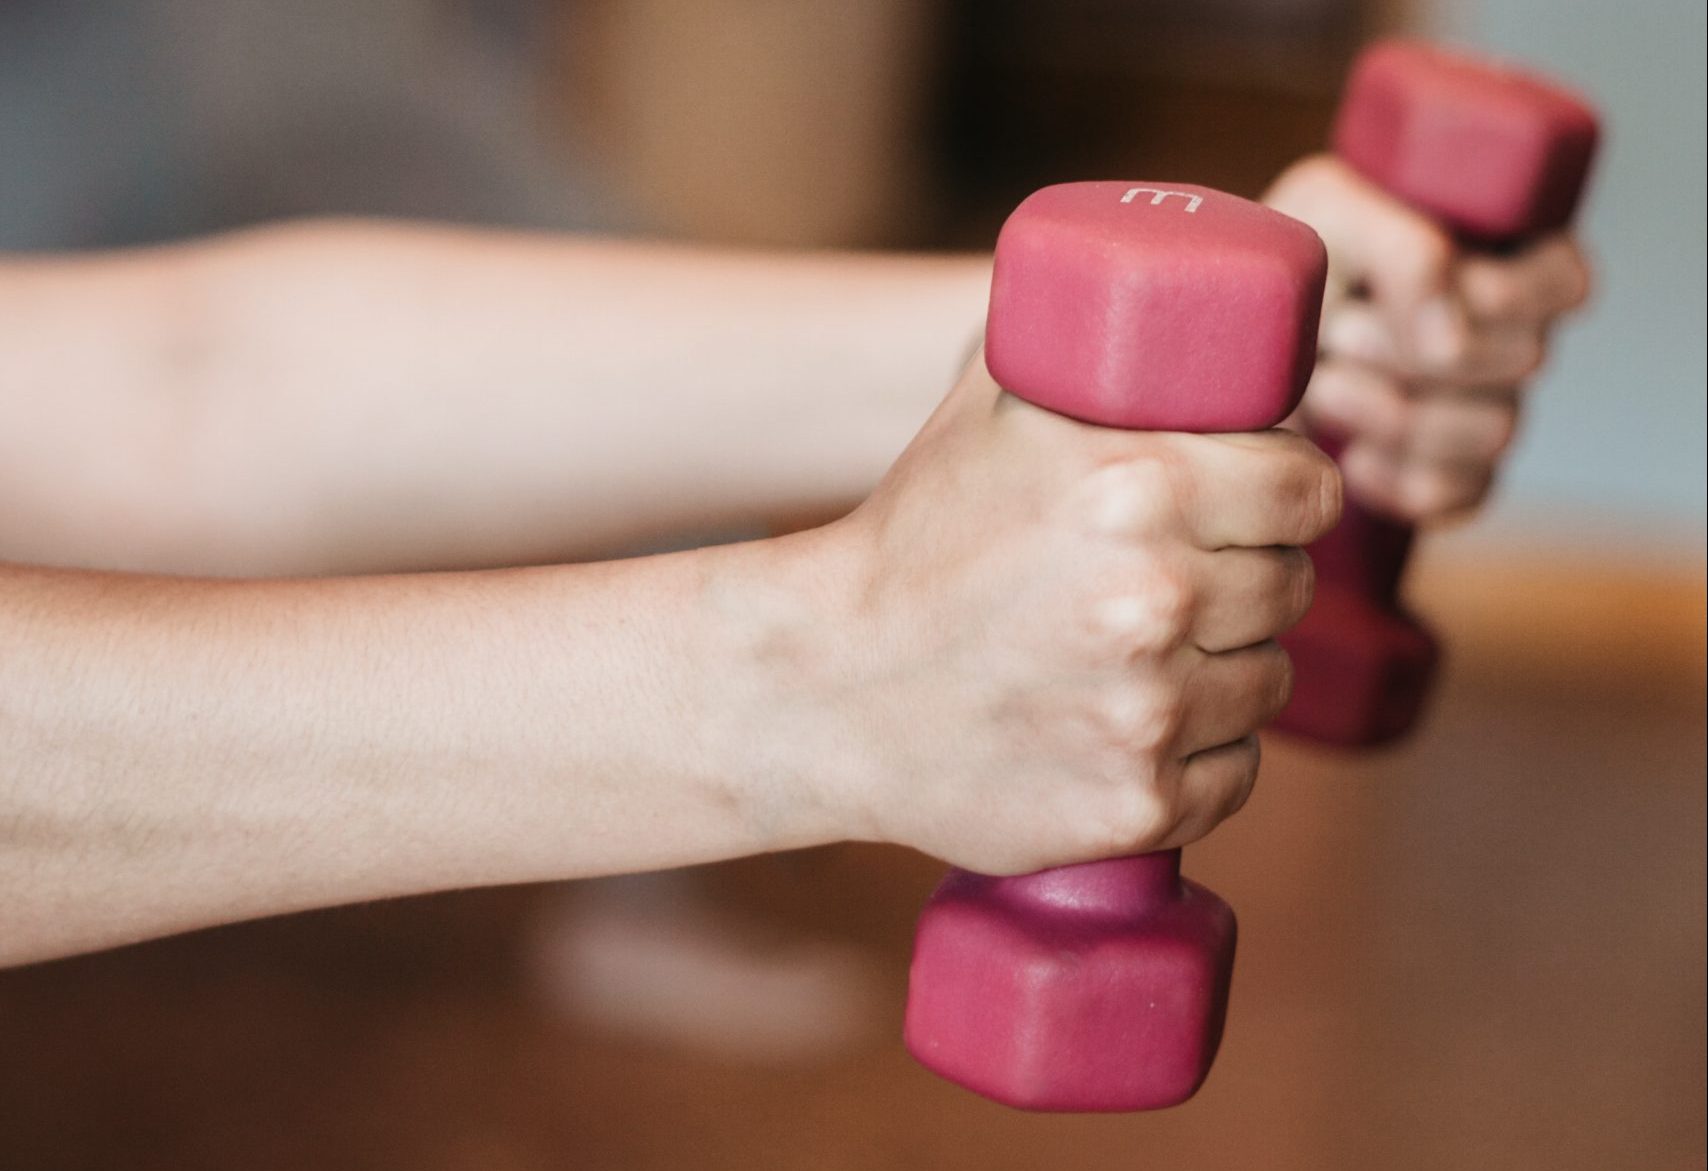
1 2 1702 1169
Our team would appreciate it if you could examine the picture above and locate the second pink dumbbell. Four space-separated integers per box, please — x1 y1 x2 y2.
1275 40 1600 746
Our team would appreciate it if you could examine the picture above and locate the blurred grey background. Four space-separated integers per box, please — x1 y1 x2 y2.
2 0 1701 555
0 0 621 241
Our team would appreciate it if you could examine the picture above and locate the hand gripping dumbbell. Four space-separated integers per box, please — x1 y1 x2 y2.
1274 40 1600 746
904 182 1328 1112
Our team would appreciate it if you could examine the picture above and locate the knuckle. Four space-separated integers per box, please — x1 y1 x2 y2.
1088 567 1195 655
1321 302 1395 364
1481 274 1526 320
1144 566 1196 643
1088 593 1150 647
1394 225 1456 296
1082 457 1178 536
1475 281 1530 326
1304 358 1354 409
1291 153 1343 188
1364 379 1415 446
1265 154 1340 214
1096 782 1175 856
1089 595 1154 656
1427 318 1473 372
1097 681 1184 753
1416 230 1457 283
1401 471 1447 519
1403 468 1470 520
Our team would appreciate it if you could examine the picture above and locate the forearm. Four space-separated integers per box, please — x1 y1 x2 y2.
0 223 989 575
0 356 1341 966
0 531 854 965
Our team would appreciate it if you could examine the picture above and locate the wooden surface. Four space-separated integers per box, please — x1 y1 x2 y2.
1 551 1702 1170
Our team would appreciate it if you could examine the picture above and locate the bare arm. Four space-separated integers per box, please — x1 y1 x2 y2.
0 222 989 575
0 529 854 966
0 361 1337 966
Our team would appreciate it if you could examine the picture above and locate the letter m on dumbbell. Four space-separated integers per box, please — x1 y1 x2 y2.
1120 187 1203 213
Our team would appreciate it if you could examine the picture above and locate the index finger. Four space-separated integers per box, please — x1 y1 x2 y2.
1170 429 1344 551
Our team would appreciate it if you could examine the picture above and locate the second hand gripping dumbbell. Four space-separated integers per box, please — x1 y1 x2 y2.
1274 40 1600 747
905 182 1327 1112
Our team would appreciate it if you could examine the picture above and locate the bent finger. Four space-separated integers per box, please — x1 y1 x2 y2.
1166 430 1343 551
1301 358 1411 449
1402 395 1521 465
1190 546 1316 654
1159 735 1262 849
1340 440 1496 523
1175 640 1294 756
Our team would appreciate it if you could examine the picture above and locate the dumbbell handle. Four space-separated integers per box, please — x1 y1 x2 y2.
950 850 1184 917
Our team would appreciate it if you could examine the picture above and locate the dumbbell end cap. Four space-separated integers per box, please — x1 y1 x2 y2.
986 182 1327 433
1334 39 1601 243
905 860 1237 1112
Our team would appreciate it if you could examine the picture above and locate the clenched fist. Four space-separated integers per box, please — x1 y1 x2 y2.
1266 156 1592 521
782 357 1340 875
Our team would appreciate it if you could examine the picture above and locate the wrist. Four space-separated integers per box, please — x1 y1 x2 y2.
691 520 879 855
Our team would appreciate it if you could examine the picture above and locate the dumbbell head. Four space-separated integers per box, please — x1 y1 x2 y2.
985 181 1327 431
1272 580 1440 746
907 853 1237 1111
907 183 1328 1112
1334 39 1600 243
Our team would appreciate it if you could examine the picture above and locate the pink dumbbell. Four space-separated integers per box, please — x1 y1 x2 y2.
1274 40 1600 746
904 182 1327 1112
